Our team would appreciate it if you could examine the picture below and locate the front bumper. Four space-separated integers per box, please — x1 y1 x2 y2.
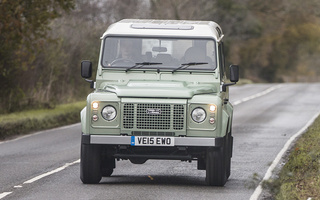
82 134 223 147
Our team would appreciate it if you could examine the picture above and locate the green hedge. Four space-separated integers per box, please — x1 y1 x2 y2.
0 101 86 140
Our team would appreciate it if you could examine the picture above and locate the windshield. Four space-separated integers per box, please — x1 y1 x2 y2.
101 37 217 71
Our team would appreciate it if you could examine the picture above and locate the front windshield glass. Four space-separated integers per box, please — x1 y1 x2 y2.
101 37 217 71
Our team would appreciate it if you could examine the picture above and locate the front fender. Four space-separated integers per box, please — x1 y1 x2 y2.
222 102 233 136
80 107 89 134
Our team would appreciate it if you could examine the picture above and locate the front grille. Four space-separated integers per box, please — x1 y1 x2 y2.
173 105 184 130
122 103 185 131
123 104 134 129
137 104 170 129
132 131 175 136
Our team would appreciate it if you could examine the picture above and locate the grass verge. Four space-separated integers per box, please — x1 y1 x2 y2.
263 114 320 199
0 101 86 140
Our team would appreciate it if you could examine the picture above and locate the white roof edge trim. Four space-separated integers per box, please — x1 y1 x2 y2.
100 19 224 40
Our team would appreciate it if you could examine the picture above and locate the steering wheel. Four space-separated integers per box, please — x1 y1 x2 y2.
110 58 135 66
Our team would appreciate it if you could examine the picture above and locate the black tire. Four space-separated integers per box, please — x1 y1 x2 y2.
205 147 227 186
101 168 114 177
101 157 115 177
80 144 102 184
226 134 233 179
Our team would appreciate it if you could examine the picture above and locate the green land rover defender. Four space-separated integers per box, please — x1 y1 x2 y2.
80 19 239 186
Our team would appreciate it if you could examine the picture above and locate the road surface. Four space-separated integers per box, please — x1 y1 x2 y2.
1 83 320 200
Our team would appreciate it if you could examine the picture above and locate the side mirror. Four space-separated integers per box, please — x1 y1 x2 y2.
230 65 239 83
222 65 239 92
81 60 94 88
81 60 92 78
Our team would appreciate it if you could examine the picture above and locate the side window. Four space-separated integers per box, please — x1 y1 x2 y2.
218 42 226 80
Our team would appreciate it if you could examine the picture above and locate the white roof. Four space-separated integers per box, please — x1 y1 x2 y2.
102 19 224 41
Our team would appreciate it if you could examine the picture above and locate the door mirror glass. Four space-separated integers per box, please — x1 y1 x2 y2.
230 65 239 83
81 60 92 78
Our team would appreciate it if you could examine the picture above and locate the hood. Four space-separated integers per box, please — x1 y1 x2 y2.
103 81 217 98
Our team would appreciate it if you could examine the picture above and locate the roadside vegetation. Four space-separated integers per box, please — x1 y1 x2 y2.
1 0 320 114
263 115 320 199
0 101 85 140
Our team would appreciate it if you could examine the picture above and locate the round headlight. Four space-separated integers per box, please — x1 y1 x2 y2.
191 107 206 123
101 106 117 121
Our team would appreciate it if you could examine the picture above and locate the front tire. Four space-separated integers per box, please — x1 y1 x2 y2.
226 133 233 179
101 156 115 177
205 147 227 186
80 144 102 184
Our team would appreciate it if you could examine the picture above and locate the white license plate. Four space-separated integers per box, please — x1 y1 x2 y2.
131 136 174 146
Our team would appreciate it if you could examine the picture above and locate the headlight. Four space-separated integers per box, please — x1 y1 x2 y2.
101 106 117 121
191 107 206 123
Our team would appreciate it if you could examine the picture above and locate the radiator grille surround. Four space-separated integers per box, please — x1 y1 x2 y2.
122 103 185 132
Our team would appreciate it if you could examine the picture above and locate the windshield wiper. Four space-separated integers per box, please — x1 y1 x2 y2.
125 62 162 72
172 62 208 73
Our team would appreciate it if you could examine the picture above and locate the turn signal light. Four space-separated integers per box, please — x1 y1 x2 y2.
92 115 98 121
209 117 215 124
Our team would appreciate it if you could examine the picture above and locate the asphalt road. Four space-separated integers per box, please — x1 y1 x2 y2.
1 83 320 200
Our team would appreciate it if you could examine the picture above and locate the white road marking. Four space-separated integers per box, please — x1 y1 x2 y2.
249 111 320 200
0 124 81 199
0 159 80 199
23 159 80 184
233 84 283 105
0 192 12 199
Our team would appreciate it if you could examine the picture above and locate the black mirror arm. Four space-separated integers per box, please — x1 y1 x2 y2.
222 82 236 92
85 79 94 88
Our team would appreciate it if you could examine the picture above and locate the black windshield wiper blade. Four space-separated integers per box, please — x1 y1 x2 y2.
172 62 208 73
126 62 162 72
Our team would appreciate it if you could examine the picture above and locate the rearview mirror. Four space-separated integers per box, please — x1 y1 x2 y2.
230 65 239 83
152 47 167 52
81 60 92 78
